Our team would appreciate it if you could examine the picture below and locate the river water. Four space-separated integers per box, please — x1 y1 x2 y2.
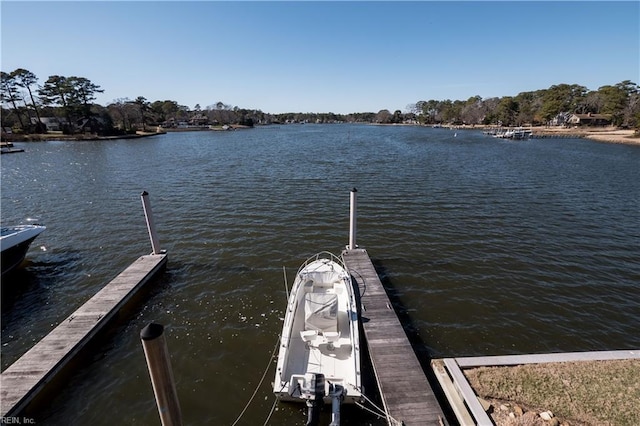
1 124 639 424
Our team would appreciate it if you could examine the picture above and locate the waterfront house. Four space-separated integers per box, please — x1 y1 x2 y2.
76 116 108 134
31 117 65 131
567 113 612 127
550 112 571 127
188 114 209 126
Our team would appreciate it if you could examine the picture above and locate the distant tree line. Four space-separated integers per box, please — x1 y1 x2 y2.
1 68 638 136
409 81 639 128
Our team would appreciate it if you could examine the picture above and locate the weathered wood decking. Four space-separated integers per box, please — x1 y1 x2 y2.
343 248 447 425
0 253 167 417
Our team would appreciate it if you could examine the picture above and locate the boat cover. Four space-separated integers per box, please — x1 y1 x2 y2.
304 293 338 332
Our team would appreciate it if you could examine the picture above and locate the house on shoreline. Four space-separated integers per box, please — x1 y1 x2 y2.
30 117 64 131
550 112 612 127
567 113 612 127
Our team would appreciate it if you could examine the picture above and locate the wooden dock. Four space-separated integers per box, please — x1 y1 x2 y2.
343 248 447 425
0 253 168 417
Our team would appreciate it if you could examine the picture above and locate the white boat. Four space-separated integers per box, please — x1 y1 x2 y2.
273 251 362 425
1 225 46 276
492 127 532 140
511 128 533 140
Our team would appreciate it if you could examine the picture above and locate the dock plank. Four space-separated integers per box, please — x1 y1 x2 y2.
455 349 640 368
0 254 167 417
343 248 447 426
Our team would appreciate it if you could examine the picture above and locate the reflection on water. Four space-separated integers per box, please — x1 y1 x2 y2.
1 125 639 424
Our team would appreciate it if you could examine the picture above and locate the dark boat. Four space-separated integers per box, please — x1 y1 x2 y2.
1 225 46 276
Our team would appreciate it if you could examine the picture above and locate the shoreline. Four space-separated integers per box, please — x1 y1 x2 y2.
531 126 639 145
453 124 640 145
0 130 166 142
0 125 256 142
2 125 639 146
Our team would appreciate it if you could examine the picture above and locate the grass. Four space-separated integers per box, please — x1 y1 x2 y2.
463 359 640 426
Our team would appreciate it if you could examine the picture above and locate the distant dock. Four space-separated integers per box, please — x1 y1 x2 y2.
0 141 24 154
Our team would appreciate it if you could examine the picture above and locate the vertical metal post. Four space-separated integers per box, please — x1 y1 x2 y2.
140 323 183 426
141 191 161 255
348 188 357 250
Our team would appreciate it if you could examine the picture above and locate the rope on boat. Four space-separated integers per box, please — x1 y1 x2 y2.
282 265 289 299
231 335 281 426
262 396 279 426
262 381 291 425
355 401 385 418
235 273 293 425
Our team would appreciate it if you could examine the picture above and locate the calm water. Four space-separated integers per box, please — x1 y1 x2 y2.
2 124 639 424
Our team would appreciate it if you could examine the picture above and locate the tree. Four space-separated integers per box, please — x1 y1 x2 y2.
38 75 74 131
69 76 103 119
406 103 420 116
107 98 136 131
375 109 392 123
149 100 180 124
417 100 441 124
439 100 463 124
591 81 637 126
38 75 103 133
12 68 44 132
206 101 233 125
620 82 640 129
460 96 484 125
89 103 116 135
495 97 519 126
480 97 501 125
130 96 151 131
514 91 543 126
615 81 638 128
0 71 26 129
540 84 588 122
577 91 604 114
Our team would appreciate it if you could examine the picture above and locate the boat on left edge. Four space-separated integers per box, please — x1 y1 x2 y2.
1 224 46 276
273 251 362 426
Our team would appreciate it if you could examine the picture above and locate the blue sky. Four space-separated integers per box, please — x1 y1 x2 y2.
1 1 638 114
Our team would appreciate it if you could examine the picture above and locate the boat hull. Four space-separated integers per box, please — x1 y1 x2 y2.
1 225 46 276
273 252 363 405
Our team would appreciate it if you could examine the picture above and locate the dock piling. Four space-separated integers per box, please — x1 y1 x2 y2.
141 191 161 255
348 188 358 249
140 323 183 426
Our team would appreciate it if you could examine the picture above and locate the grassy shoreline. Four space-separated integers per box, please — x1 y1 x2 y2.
464 359 640 425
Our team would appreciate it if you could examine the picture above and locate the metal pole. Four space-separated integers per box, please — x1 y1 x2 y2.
140 323 183 426
141 191 161 255
348 188 357 250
